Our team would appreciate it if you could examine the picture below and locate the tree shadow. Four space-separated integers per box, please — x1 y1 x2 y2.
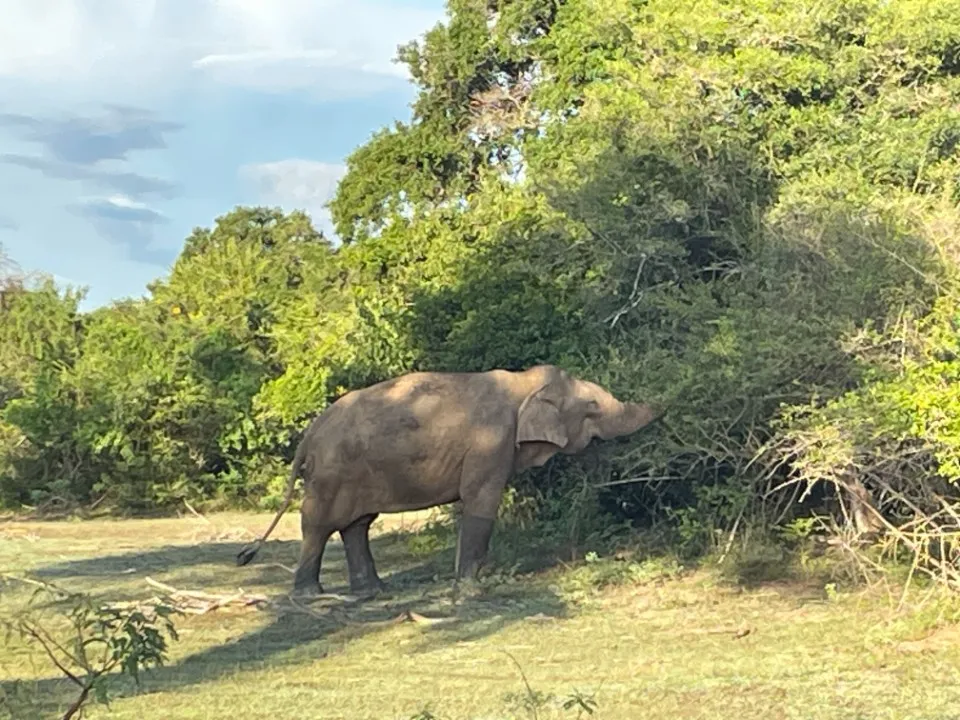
1 528 569 718
28 526 447 595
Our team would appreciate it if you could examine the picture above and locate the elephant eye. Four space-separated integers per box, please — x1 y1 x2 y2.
584 399 601 416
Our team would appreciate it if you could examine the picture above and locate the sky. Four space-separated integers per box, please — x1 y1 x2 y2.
0 0 446 310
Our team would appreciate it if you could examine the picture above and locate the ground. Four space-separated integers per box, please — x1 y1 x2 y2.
2 511 960 720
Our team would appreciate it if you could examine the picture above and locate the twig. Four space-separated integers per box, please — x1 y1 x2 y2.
393 610 455 626
62 683 94 720
605 256 647 327
581 221 627 256
182 499 211 524
1 573 68 594
897 548 922 612
139 577 267 614
592 475 684 488
717 508 745 565
689 626 753 637
285 596 330 621
144 577 179 595
19 624 82 686
502 650 541 720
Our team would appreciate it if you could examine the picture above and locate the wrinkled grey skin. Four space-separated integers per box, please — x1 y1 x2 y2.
236 364 660 598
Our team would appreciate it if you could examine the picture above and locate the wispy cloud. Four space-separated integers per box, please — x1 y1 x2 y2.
0 106 182 165
0 216 18 231
193 49 339 69
192 46 412 96
68 195 173 265
72 195 167 225
0 0 441 100
0 105 181 263
240 159 347 238
1 153 179 200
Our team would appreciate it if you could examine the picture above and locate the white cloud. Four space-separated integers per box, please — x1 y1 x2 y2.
193 49 339 69
101 195 148 210
0 0 441 101
240 160 347 238
191 47 411 96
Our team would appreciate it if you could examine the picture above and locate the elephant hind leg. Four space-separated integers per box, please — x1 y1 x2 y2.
292 494 333 597
340 513 385 595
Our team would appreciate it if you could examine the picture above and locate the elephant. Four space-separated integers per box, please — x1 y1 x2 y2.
236 364 662 598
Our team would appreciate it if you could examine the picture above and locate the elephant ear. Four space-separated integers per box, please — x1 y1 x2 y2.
516 384 569 448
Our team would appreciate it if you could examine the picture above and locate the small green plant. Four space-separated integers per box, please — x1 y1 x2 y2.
408 708 441 720
777 517 820 543
502 651 552 720
503 688 553 719
664 506 713 559
562 689 599 717
1 576 180 720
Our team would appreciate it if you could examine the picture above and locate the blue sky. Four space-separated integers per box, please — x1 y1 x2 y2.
0 0 445 309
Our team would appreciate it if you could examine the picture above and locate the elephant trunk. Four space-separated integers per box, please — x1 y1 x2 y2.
596 400 659 440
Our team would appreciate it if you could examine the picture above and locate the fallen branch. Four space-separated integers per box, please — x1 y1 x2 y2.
87 493 109 512
332 608 457 631
104 577 270 616
393 610 456 626
182 499 212 525
688 626 753 639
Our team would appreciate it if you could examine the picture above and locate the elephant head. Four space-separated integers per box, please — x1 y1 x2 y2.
513 366 660 469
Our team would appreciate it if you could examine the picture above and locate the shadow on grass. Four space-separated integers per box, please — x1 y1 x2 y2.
1 530 569 719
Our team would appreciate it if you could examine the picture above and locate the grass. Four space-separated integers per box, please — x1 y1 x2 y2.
2 511 960 719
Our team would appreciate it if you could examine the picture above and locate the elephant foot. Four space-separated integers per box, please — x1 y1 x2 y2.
290 582 324 600
451 576 484 605
350 578 388 601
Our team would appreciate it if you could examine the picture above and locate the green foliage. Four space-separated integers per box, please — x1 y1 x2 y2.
0 281 86 508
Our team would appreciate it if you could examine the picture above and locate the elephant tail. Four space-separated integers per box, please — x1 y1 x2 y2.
236 436 308 567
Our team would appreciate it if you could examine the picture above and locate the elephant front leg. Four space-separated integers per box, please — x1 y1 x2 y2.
445 445 513 606
340 513 386 597
454 513 496 581
455 450 510 583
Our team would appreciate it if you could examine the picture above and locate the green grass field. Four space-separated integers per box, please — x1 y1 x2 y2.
2 512 960 720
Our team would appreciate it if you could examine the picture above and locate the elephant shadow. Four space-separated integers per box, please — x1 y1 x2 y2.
2 530 569 718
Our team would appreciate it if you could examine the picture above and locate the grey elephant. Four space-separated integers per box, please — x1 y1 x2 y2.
236 364 661 597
